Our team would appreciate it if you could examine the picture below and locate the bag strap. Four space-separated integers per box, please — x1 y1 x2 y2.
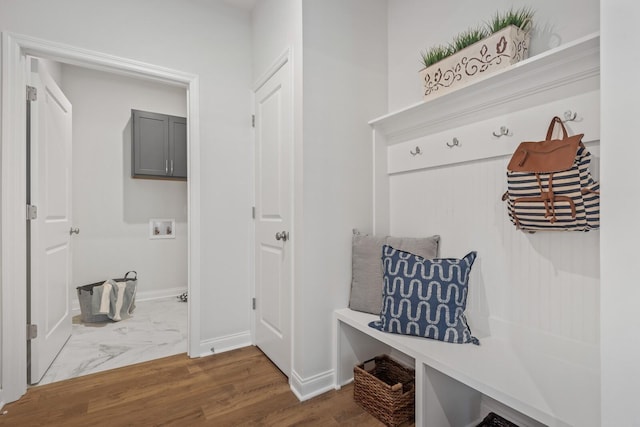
545 116 568 140
124 270 137 280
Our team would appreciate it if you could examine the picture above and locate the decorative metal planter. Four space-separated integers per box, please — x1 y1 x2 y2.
419 24 531 99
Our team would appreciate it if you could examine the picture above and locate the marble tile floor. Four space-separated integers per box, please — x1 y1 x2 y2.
37 297 188 386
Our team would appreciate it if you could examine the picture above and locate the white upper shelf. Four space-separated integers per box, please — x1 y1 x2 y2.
369 33 600 145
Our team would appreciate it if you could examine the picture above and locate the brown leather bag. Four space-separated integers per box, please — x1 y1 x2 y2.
507 117 583 173
503 117 600 232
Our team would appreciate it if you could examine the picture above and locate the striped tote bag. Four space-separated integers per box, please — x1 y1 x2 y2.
503 116 600 232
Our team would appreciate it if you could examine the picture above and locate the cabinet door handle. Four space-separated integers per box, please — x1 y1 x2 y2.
165 160 169 174
170 160 174 176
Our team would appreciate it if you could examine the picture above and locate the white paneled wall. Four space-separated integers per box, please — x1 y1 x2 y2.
389 146 600 353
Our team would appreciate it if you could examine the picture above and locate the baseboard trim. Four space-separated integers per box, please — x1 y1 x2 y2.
71 287 187 314
290 368 335 401
198 331 252 357
136 287 188 303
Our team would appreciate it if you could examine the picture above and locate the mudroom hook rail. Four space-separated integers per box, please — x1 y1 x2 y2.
492 126 511 138
562 110 578 122
446 137 460 148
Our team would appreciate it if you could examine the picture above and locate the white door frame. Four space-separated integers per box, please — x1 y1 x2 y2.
0 32 202 404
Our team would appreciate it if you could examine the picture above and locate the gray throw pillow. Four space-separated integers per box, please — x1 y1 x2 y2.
348 231 440 314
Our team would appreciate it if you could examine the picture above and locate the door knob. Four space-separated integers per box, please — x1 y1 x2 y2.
275 231 289 242
69 227 80 235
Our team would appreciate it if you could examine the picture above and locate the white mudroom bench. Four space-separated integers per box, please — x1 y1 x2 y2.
334 34 601 427
334 308 598 426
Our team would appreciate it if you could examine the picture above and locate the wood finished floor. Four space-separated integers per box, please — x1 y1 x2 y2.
0 346 412 426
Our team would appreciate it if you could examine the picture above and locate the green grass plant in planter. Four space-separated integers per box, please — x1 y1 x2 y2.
420 45 453 68
418 7 534 99
449 27 489 55
486 7 534 34
419 7 535 70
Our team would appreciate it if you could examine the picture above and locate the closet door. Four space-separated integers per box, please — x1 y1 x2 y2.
254 58 292 376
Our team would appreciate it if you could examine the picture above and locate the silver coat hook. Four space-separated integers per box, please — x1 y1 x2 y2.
492 126 511 137
446 137 460 148
562 110 578 122
410 146 422 156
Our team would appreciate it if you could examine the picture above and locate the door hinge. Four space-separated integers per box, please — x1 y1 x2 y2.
252 206 255 219
26 204 38 220
251 114 255 128
252 297 256 310
27 324 38 340
26 85 37 102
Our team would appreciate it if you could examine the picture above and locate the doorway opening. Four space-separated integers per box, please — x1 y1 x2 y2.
1 32 202 403
27 58 190 385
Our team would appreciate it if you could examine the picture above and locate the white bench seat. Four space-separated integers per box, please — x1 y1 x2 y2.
334 308 599 427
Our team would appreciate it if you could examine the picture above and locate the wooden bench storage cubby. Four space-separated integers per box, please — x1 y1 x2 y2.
334 33 601 427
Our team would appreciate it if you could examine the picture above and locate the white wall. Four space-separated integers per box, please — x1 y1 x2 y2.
0 0 252 358
601 1 640 425
387 0 600 111
296 0 387 396
60 64 187 301
252 0 301 84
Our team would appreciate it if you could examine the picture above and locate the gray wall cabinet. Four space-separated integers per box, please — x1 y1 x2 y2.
132 109 187 180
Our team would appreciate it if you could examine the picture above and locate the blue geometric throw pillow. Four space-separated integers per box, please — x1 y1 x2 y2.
369 245 479 345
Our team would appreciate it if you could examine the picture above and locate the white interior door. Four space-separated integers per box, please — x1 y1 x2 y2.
28 58 73 384
254 59 292 376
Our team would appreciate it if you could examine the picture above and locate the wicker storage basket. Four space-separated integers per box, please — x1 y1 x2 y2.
353 355 415 426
